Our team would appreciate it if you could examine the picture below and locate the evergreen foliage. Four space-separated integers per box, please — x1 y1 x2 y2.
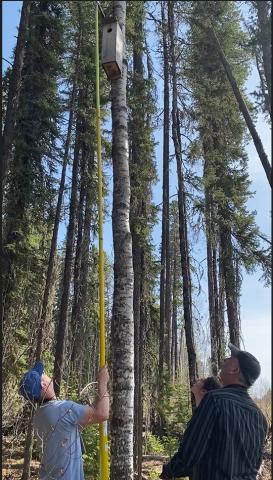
2 1 270 478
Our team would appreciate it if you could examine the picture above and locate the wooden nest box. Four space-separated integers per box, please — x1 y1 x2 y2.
101 18 123 80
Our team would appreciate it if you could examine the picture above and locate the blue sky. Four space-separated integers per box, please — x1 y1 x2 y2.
3 1 271 392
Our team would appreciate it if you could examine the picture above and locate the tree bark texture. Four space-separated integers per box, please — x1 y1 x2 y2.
110 2 134 480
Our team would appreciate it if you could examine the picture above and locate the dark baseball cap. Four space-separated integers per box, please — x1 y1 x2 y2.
19 361 44 401
228 343 261 387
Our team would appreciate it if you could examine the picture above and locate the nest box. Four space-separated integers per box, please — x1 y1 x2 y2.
101 18 123 80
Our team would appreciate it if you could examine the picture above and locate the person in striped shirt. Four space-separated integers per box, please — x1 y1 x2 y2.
160 343 268 480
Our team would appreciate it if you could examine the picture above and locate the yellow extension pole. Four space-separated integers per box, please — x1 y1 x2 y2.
95 5 109 479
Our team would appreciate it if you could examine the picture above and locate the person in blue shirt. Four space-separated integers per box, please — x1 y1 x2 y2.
19 361 109 479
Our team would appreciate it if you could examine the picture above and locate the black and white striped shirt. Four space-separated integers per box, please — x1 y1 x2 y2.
161 385 268 480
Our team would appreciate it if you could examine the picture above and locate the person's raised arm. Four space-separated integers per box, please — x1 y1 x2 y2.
80 366 110 428
160 392 217 479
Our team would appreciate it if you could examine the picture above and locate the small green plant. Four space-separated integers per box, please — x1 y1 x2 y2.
148 467 162 480
145 432 165 455
82 424 100 479
162 435 179 458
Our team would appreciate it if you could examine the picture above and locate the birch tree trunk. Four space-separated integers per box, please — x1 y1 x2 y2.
110 2 134 479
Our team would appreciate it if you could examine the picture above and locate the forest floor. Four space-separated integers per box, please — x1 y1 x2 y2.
2 437 272 480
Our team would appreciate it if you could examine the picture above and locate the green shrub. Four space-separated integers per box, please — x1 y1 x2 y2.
82 424 100 479
145 432 165 455
157 379 192 435
148 467 162 480
162 435 179 458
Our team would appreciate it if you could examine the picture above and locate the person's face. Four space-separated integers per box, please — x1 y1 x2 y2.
40 373 55 400
219 357 240 385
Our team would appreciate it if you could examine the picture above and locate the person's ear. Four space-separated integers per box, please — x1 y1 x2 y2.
41 377 48 390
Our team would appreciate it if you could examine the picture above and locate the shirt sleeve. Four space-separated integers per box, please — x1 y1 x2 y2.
161 393 217 478
64 401 89 428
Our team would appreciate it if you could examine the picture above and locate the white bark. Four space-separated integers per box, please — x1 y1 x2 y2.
110 2 134 479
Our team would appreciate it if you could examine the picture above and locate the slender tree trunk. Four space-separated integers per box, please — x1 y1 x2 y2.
255 51 271 119
1 0 31 183
161 2 171 376
218 245 226 360
212 246 225 369
206 234 218 375
132 238 141 472
203 153 218 375
137 251 145 480
110 3 134 480
168 1 197 403
70 134 87 367
35 48 80 360
220 225 240 347
71 147 95 370
130 27 144 473
53 88 83 395
209 24 271 186
254 1 271 103
171 227 178 382
20 409 34 480
158 1 167 380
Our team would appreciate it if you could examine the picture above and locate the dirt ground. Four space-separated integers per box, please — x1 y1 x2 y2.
2 438 272 480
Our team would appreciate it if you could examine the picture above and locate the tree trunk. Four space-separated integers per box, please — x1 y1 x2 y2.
70 133 87 368
206 234 218 375
171 226 179 382
220 225 240 347
203 152 218 376
110 2 134 480
53 88 83 396
213 246 225 369
255 51 271 120
137 251 145 480
71 146 95 372
161 2 171 376
218 245 226 361
132 238 141 473
254 1 271 104
158 1 167 384
209 24 271 186
35 43 80 360
168 1 197 403
130 27 144 474
1 0 31 183
20 410 34 480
